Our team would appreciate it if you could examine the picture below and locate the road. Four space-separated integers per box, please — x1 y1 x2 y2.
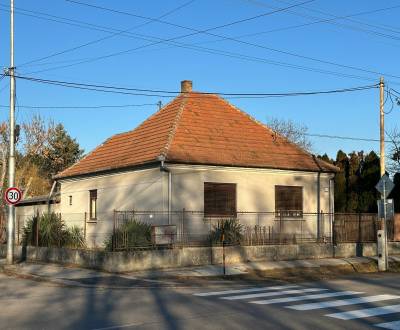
1 271 400 329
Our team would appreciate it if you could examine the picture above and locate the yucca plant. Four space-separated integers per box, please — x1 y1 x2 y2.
209 219 243 245
22 212 86 248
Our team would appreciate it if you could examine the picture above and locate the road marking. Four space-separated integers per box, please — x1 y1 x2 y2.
288 294 400 311
221 288 327 300
326 304 400 320
193 285 299 297
375 320 400 329
250 291 363 305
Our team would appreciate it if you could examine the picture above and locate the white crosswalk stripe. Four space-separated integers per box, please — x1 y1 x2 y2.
287 294 400 311
326 304 400 320
193 284 300 297
375 320 400 329
193 285 400 329
221 288 327 301
250 291 364 305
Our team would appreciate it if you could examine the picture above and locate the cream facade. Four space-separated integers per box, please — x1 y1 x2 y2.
57 164 334 247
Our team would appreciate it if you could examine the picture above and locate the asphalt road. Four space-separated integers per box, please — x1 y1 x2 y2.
1 271 400 329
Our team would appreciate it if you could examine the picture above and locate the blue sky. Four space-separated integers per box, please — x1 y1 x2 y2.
0 0 399 159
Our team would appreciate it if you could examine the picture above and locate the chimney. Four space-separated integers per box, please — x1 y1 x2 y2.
181 80 192 93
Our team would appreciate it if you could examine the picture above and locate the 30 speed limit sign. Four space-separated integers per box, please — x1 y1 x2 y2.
4 187 22 205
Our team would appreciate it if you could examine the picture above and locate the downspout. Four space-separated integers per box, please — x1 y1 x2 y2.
312 155 322 240
329 177 334 244
47 180 57 214
158 156 171 225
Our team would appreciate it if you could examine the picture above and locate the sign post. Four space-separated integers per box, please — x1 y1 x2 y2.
375 174 395 271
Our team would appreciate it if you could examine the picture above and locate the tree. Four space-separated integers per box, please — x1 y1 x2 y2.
333 150 380 213
41 124 83 178
0 117 83 200
266 117 312 152
386 127 400 174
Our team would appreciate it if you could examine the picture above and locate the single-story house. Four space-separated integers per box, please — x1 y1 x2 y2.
18 80 338 247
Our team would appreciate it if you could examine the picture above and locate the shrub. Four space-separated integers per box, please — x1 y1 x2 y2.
22 212 86 248
104 220 152 251
209 219 243 245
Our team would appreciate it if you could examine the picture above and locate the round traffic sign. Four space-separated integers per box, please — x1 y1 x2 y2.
4 187 22 205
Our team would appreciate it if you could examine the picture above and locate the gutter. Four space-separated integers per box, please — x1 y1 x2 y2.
47 180 57 214
158 156 171 225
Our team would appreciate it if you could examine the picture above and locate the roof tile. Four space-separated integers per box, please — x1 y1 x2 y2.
56 92 338 178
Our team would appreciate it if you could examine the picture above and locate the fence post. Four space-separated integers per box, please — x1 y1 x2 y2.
16 215 19 245
182 208 185 245
35 209 39 259
84 212 87 242
358 213 362 243
112 209 116 252
279 212 283 243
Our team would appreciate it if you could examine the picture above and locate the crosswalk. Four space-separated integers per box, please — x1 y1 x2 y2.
192 284 400 329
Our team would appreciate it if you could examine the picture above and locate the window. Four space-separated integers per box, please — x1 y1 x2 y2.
275 185 303 217
89 190 97 220
204 182 236 217
69 195 72 206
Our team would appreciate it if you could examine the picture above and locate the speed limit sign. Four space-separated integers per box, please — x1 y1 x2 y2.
4 187 22 205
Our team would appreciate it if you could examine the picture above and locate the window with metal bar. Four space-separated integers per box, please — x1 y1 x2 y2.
275 185 303 217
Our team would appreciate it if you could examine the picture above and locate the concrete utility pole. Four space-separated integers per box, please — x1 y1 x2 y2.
6 0 16 264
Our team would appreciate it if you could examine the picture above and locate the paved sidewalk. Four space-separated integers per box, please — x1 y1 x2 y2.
0 256 383 288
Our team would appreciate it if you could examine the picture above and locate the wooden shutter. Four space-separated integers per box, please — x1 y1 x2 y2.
204 183 236 217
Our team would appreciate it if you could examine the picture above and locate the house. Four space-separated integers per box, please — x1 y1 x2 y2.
18 80 338 247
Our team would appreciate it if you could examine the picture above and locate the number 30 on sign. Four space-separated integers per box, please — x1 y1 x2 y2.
4 187 22 205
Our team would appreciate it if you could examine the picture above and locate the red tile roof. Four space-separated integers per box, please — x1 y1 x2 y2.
56 92 338 179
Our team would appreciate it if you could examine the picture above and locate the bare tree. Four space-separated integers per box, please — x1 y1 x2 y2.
386 127 400 174
266 117 312 152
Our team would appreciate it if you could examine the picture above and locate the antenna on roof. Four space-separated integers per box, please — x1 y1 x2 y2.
157 101 162 111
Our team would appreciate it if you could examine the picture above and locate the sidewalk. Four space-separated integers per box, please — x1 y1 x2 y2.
1 256 394 288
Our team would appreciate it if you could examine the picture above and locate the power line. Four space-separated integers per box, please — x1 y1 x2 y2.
18 0 197 67
242 0 400 43
62 0 400 81
0 103 158 109
11 74 378 98
8 4 392 84
305 133 394 144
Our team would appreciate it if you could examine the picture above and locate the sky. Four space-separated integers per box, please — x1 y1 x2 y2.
0 0 400 160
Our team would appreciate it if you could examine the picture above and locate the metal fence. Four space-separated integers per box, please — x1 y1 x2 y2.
111 210 332 251
10 210 398 251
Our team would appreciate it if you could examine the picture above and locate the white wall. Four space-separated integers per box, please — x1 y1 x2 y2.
169 164 334 241
58 164 335 247
58 167 164 247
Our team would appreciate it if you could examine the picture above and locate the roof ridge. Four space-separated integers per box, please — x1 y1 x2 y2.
161 94 188 159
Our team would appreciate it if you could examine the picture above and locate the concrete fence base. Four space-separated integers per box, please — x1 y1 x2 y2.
1 243 400 273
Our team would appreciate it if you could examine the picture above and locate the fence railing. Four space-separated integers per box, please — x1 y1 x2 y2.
10 210 398 251
111 210 332 251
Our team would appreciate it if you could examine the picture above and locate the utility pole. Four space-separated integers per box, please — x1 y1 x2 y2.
379 77 388 271
380 77 385 177
6 0 16 264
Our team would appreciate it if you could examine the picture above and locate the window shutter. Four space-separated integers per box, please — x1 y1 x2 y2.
204 183 236 217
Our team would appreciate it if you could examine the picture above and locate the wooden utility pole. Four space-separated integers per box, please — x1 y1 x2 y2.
380 77 385 176
379 77 388 271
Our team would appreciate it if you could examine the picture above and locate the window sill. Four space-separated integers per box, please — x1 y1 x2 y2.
87 219 97 224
